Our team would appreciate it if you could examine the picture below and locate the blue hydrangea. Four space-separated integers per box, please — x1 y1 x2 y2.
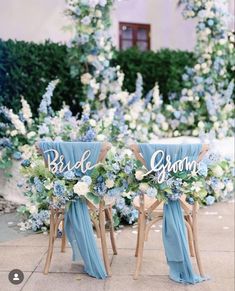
34 177 44 193
31 210 49 232
0 138 12 148
205 195 215 206
146 187 157 198
81 175 92 185
63 170 75 180
81 128 96 142
12 151 22 160
197 162 208 177
53 181 65 196
21 159 31 167
107 187 122 197
115 197 125 210
186 196 195 205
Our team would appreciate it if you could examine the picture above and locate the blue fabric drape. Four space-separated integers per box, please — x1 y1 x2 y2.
39 141 107 279
139 143 207 284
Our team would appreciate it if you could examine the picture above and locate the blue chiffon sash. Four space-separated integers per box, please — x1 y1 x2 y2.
139 143 207 284
39 141 107 279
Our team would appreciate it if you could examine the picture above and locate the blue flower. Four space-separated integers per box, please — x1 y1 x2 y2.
21 159 31 167
186 196 195 205
81 175 92 185
197 162 208 177
0 138 12 148
124 164 133 174
205 195 215 206
146 187 157 198
207 19 214 27
108 187 122 197
53 181 65 196
12 151 22 160
63 170 75 180
34 177 44 193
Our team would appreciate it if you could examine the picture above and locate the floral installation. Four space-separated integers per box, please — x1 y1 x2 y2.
0 98 37 175
167 0 235 138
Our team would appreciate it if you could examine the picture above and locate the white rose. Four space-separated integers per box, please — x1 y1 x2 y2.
27 131 36 139
89 119 97 127
97 134 106 141
212 165 224 177
162 122 169 131
29 205 38 214
135 170 144 181
73 181 90 196
10 130 18 136
105 179 114 189
95 10 102 18
194 64 201 71
198 121 205 129
81 73 92 85
139 183 149 192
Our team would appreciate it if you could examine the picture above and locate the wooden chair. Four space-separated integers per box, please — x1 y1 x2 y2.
129 143 209 279
36 142 117 276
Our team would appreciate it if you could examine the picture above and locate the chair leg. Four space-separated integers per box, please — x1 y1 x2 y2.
44 209 56 275
105 207 117 255
184 217 195 257
61 218 66 253
99 201 112 276
91 211 101 238
134 195 146 280
192 202 205 277
135 214 140 257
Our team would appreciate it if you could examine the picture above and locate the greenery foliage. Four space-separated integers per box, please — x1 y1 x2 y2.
112 47 196 101
0 39 83 115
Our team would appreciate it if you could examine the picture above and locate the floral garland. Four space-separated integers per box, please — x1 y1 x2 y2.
18 140 234 232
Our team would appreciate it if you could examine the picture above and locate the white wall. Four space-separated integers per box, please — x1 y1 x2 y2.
0 0 234 51
0 0 73 43
112 0 197 51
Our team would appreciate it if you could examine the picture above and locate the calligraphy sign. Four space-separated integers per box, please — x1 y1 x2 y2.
44 149 99 174
143 150 198 183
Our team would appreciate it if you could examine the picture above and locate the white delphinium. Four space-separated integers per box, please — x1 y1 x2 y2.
8 109 26 135
21 96 32 125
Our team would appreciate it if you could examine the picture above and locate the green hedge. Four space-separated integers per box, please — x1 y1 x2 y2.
0 39 83 115
112 47 195 102
0 39 195 114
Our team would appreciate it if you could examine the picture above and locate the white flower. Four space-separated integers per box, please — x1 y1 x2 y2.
21 97 32 124
97 134 106 141
27 131 36 139
162 122 169 131
89 119 97 127
194 64 201 71
139 183 149 192
191 181 203 192
95 10 102 18
105 179 114 188
8 109 26 135
226 181 233 192
212 165 224 177
10 130 18 136
135 170 145 181
81 73 92 85
73 181 90 196
29 205 38 214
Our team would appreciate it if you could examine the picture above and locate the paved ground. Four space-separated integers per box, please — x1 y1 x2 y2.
0 200 234 291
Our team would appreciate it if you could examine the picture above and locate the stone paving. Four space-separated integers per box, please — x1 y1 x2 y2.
0 201 234 291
